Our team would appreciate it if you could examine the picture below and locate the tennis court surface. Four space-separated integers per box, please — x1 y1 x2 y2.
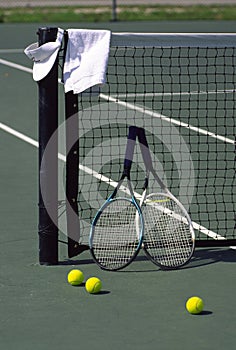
0 22 236 350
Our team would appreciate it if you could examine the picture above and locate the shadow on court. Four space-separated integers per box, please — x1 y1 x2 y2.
60 247 236 272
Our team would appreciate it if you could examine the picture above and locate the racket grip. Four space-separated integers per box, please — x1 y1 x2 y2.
138 127 153 169
124 126 138 171
143 177 149 190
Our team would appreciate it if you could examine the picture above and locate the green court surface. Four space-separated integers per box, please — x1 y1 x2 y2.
0 22 236 350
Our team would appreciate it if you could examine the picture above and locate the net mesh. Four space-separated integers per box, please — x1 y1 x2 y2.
60 34 236 247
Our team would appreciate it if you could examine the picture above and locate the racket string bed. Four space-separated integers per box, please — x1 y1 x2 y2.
91 199 141 270
142 194 194 268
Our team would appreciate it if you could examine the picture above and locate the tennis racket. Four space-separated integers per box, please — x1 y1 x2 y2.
137 127 195 269
90 126 144 271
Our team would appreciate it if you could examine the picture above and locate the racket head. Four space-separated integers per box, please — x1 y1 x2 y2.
90 197 144 271
142 193 195 269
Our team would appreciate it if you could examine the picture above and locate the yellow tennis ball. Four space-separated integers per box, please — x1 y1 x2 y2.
67 269 84 286
186 296 204 314
85 277 102 294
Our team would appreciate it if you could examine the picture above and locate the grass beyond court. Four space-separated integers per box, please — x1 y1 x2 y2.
1 5 236 23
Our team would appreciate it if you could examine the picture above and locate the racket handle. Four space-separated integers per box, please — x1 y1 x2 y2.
138 127 168 191
124 126 138 173
143 176 149 190
138 127 153 170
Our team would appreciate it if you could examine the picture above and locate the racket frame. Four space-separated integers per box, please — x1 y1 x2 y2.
137 127 195 269
89 126 144 271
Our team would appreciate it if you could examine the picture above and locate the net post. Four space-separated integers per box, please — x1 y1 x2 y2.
65 91 81 258
38 27 59 265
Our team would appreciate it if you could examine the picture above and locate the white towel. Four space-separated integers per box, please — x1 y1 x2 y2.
63 29 111 94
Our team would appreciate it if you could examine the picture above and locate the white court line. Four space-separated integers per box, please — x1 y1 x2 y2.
0 57 235 246
0 58 33 74
117 89 236 97
0 122 38 148
100 94 235 145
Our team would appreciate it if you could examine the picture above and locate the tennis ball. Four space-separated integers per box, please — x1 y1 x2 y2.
85 277 102 294
67 269 84 286
186 296 204 314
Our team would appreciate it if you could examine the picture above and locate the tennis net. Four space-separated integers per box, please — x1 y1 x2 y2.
60 33 235 249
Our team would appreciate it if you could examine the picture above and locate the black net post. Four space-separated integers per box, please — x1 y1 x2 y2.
38 27 59 265
65 91 81 258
